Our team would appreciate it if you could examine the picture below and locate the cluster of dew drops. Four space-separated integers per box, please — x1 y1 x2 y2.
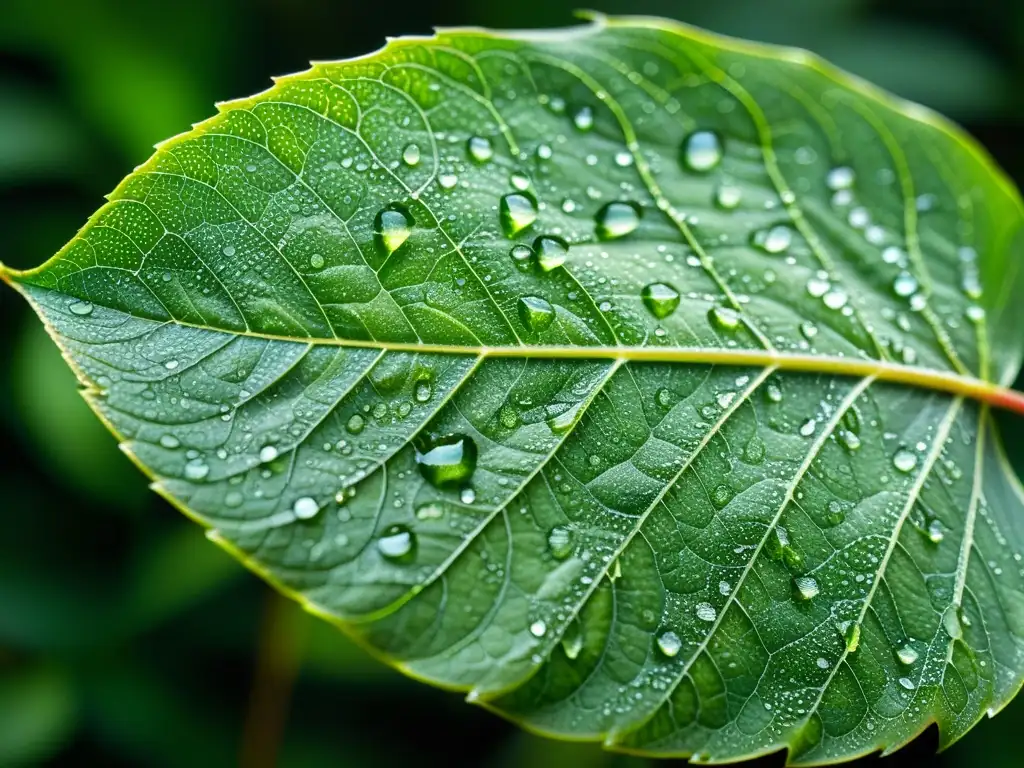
62 68 1004 699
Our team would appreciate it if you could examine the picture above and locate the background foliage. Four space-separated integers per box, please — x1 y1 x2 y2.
2 1 1024 765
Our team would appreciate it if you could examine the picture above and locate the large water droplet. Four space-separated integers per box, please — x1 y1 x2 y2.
681 130 723 172
896 643 919 665
346 414 365 434
518 296 556 332
467 136 494 163
309 253 325 270
402 144 421 166
641 282 680 319
656 630 682 657
533 235 569 272
942 605 962 639
793 575 819 601
547 526 574 560
500 193 538 236
709 306 741 330
293 497 320 520
374 203 414 254
595 201 641 240
414 376 433 403
69 300 94 316
752 225 793 254
892 448 918 473
378 524 416 563
695 602 717 621
415 434 478 489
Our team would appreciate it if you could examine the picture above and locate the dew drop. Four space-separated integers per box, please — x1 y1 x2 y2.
657 630 682 657
373 203 414 254
518 296 556 332
892 448 918 473
709 306 741 330
500 193 538 236
293 496 320 520
415 434 478 489
752 225 792 254
159 434 181 450
414 377 433 403
547 526 574 560
259 445 279 463
402 143 421 166
799 419 817 437
346 414 365 435
695 602 717 622
573 106 594 131
595 201 642 240
793 575 819 600
378 524 416 563
715 184 742 210
843 622 861 652
533 235 569 272
467 136 494 163
69 300 94 316
897 644 919 665
416 502 444 521
926 519 944 544
893 272 919 298
184 459 210 481
222 245 236 257
562 621 584 659
838 430 861 452
641 282 681 319
681 130 723 172
530 620 547 638
942 606 962 639
309 253 325 270
509 244 533 269
826 167 855 190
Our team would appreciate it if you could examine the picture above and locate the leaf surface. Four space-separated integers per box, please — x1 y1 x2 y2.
5 14 1024 763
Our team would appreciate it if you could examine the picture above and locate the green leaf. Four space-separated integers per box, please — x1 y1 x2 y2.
4 13 1024 763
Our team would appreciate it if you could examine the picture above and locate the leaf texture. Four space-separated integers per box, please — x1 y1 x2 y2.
5 14 1024 764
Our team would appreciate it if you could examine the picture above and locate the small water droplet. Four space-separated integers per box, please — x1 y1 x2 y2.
467 136 494 163
378 524 416 562
184 458 210 481
460 487 476 505
518 296 556 332
752 225 792 254
657 630 682 657
816 657 830 669
926 519 944 543
414 377 433 403
533 235 569 272
896 644 919 665
309 253 325 270
893 272 919 298
893 448 918 473
293 497 320 520
500 193 538 236
641 282 681 319
415 434 478 489
530 620 547 638
416 502 444 521
842 622 861 652
160 434 181 449
346 414 365 434
898 677 915 691
838 430 861 452
573 106 594 131
799 419 817 437
374 203 414 254
561 621 584 659
510 172 531 191
826 167 855 190
222 245 236 257
259 445 279 463
681 130 723 172
716 184 742 209
595 201 641 240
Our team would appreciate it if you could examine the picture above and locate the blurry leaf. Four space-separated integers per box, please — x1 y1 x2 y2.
0 82 88 183
11 319 147 510
0 664 77 766
5 14 1024 765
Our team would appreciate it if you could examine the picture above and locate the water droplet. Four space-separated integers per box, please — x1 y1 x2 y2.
711 484 732 508
438 173 458 189
414 377 433 403
816 657 830 670
824 500 847 527
498 403 520 430
460 487 476 505
799 419 817 437
715 184 742 209
222 245 236 257
793 575 819 600
842 622 861 652
800 321 818 340
926 519 944 543
467 136 494 163
530 620 547 638
510 172 530 191
744 436 766 464
838 430 861 452
184 458 210 481
893 448 918 473
415 434 478 489
806 277 830 298
259 445 279 463
709 306 741 330
614 151 633 167
641 282 681 319
826 167 855 190
562 621 584 659
500 193 538 236
657 630 682 657
898 677 915 691
518 296 556 332
533 235 569 272
373 203 414 254
595 201 641 240
752 225 792 254
547 526 573 559
69 300 94 316
656 388 674 408
509 244 533 269
293 497 320 520
695 602 717 622
416 502 444 521
402 144 421 166
943 606 962 639
765 382 783 403
822 289 848 310
573 106 594 131
159 435 181 450
378 524 416 563
897 644 919 665
346 414 365 434
681 130 723 172
309 253 325 270
893 272 918 298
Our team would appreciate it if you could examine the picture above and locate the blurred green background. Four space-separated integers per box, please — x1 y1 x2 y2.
2 0 1024 766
